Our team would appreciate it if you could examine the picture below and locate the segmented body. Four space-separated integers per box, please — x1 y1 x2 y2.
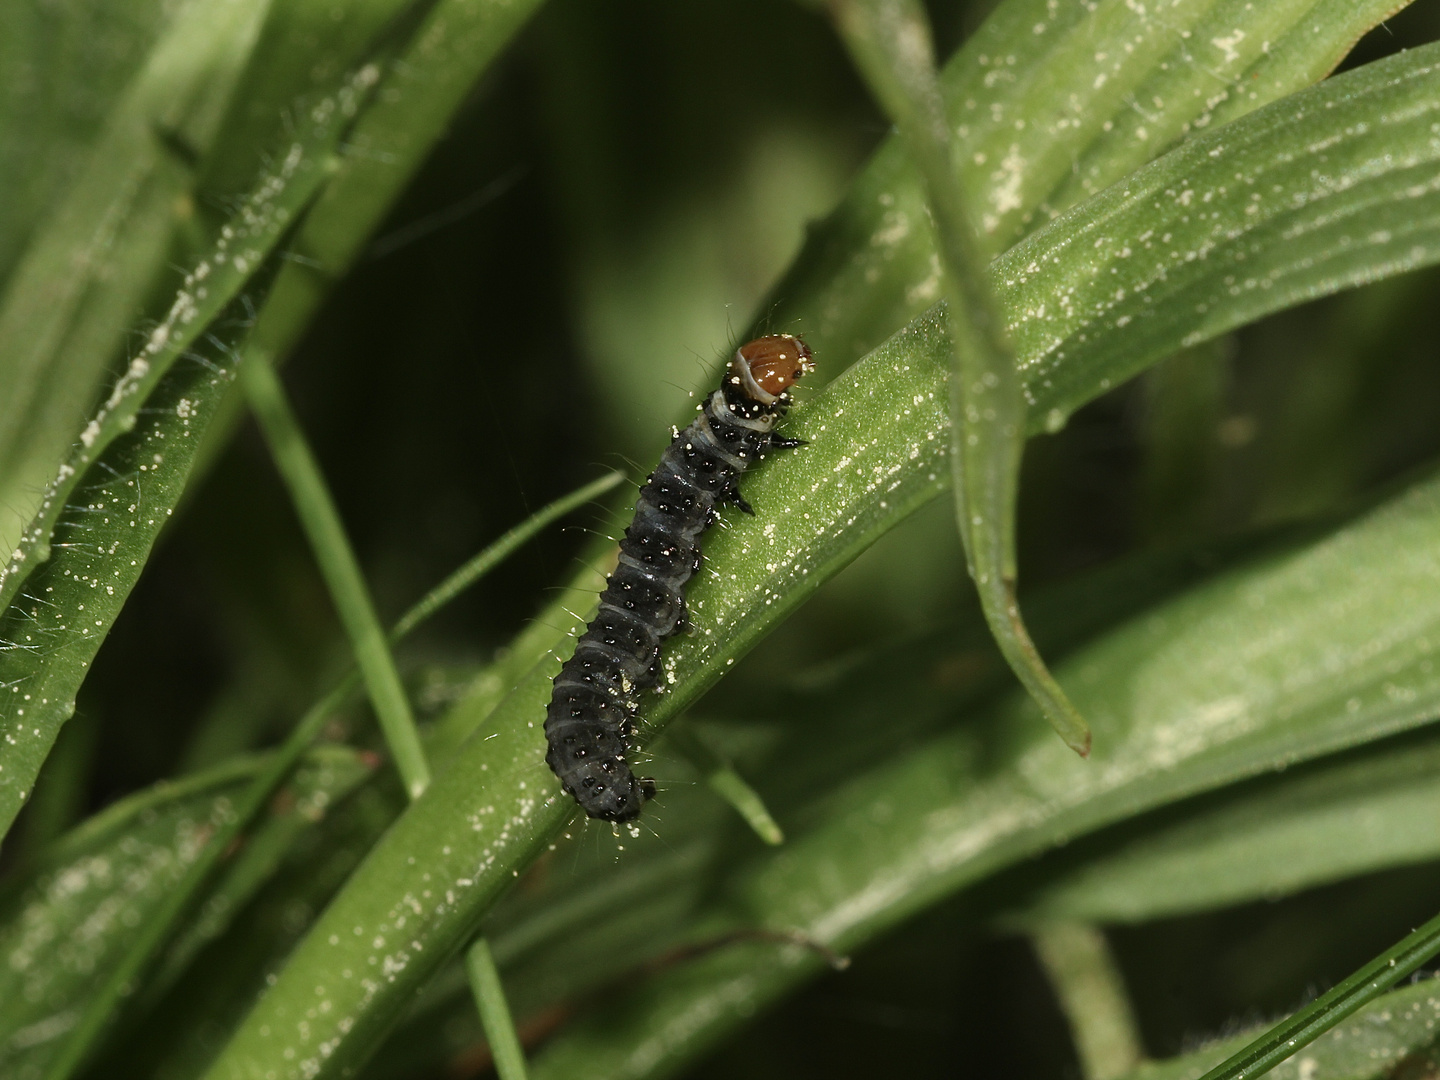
544 335 814 821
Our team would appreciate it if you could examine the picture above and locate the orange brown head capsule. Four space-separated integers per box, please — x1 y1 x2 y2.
736 334 815 399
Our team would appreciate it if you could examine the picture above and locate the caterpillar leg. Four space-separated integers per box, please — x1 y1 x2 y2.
721 486 755 515
768 434 808 451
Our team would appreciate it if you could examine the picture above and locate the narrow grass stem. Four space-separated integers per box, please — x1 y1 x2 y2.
467 938 530 1080
392 471 623 641
241 351 431 800
37 465 617 1080
826 0 1090 755
1194 908 1440 1080
665 726 784 846
1031 922 1145 1080
38 678 352 1080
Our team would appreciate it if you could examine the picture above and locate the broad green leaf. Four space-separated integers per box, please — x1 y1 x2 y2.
172 534 1298 1078
526 465 1440 1080
999 42 1440 429
0 0 272 553
101 778 408 1080
194 0 421 205
0 748 370 1079
764 0 1408 368
27 480 623 1080
197 42 1440 1078
1119 977 1440 1080
1012 730 1440 925
1136 340 1231 543
829 0 1090 753
0 61 387 843
0 0 175 285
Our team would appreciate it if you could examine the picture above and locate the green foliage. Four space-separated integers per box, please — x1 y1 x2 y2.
3 0 1440 1079
0 747 373 1079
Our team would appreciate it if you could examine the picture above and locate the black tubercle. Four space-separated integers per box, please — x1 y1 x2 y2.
544 357 805 822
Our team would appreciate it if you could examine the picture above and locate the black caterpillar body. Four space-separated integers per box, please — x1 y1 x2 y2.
544 335 815 822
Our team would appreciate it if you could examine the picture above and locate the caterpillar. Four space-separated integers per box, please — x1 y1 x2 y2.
544 335 815 822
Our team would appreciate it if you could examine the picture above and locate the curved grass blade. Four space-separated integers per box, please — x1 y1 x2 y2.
0 472 620 1079
1192 914 1440 1080
763 0 1411 372
196 44 1440 1080
664 726 785 846
466 939 530 1080
241 355 429 799
1117 978 1440 1080
526 466 1440 1080
0 60 389 844
0 0 274 551
999 45 1440 431
1010 730 1440 926
828 0 1089 754
392 472 624 641
0 747 371 1079
1031 921 1145 1080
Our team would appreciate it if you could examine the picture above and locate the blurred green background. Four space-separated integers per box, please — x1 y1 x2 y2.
7 0 1440 1076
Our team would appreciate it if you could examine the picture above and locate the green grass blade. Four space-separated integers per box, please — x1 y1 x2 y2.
466 938 530 1080
0 0 273 552
31 682 359 1080
0 60 387 844
0 747 370 1080
829 0 1090 755
1117 978 1440 1080
241 354 430 800
181 0 549 501
6 474 619 1080
193 0 421 204
763 0 1408 371
1193 913 1440 1080
664 727 784 846
999 41 1440 431
526 468 1440 1080
0 0 174 287
1010 731 1440 925
392 471 624 641
195 44 1440 1080
1031 922 1145 1080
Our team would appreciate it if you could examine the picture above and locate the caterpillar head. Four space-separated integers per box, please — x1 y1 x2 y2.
732 334 815 406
